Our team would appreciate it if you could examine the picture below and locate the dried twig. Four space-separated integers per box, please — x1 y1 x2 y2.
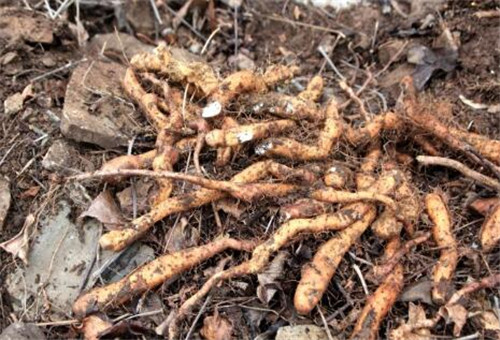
416 156 500 192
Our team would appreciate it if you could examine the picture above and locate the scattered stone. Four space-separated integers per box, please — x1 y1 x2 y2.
276 325 329 340
0 322 46 340
3 92 23 116
41 140 80 175
0 177 10 230
0 51 17 65
87 32 154 61
378 40 407 65
61 60 142 148
293 0 360 9
6 202 100 318
228 53 256 71
124 0 156 35
0 7 54 44
41 55 57 68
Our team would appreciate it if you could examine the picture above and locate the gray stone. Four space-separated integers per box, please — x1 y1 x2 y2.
41 140 79 174
61 60 141 148
0 177 10 230
6 202 100 318
276 325 329 340
88 32 154 61
4 92 23 116
0 322 46 340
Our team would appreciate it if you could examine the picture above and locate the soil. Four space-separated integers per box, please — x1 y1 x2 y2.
0 0 499 339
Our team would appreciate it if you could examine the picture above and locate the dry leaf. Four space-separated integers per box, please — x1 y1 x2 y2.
79 190 125 230
200 313 233 340
215 199 245 219
116 179 155 217
390 303 434 340
0 214 36 264
256 251 288 304
399 280 433 305
439 304 468 337
81 314 112 340
164 217 199 253
475 310 500 331
19 186 40 199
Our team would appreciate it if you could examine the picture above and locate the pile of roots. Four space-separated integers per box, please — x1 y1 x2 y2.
70 44 500 339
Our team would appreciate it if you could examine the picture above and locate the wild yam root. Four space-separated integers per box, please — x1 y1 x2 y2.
350 237 404 340
72 237 256 318
426 192 458 304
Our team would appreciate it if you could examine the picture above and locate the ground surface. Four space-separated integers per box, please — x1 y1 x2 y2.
0 0 499 339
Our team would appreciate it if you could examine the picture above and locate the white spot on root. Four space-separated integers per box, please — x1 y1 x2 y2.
202 101 222 118
237 131 254 143
255 141 273 155
252 102 264 113
328 166 337 173
285 101 294 114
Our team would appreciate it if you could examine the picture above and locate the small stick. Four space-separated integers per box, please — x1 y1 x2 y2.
339 80 370 121
447 273 500 305
416 155 500 192
370 232 431 282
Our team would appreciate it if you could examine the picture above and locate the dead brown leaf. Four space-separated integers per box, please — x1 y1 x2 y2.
79 190 125 230
256 251 288 304
439 304 468 337
215 199 245 219
164 217 199 253
390 303 434 340
0 214 36 264
81 314 112 340
399 280 433 305
200 312 233 340
19 186 40 199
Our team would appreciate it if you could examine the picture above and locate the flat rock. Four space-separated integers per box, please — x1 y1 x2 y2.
41 140 80 174
276 325 330 340
88 32 154 61
84 242 155 291
0 322 46 340
0 7 53 44
0 177 10 230
4 92 23 116
6 202 100 318
61 60 141 148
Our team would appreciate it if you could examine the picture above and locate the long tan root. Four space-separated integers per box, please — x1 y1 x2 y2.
370 232 431 282
311 188 397 211
130 43 219 97
256 99 342 161
168 199 382 337
215 117 240 167
294 206 377 315
426 192 458 304
96 161 308 251
279 199 328 221
249 75 324 121
72 237 256 318
350 237 404 340
480 202 500 252
344 112 402 146
205 120 296 148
